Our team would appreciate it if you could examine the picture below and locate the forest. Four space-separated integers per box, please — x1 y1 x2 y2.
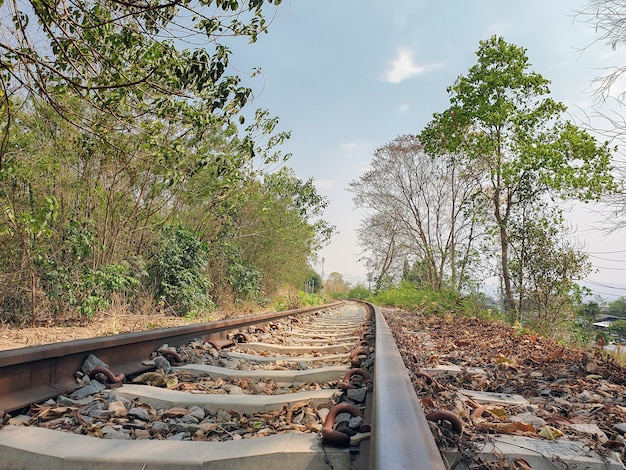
0 0 332 325
2 0 626 343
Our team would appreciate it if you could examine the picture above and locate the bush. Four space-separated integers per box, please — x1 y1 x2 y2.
228 262 264 301
370 281 492 317
150 225 214 316
41 261 139 318
347 284 370 300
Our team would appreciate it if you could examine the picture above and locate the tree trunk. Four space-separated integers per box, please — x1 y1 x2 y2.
499 223 515 314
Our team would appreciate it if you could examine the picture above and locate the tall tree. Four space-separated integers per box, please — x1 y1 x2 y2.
231 167 334 297
0 0 282 172
350 134 479 292
356 211 405 293
420 36 614 313
577 1 626 236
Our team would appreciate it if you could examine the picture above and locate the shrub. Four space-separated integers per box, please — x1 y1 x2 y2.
150 225 214 316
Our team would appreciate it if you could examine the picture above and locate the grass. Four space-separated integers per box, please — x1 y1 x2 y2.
368 281 496 318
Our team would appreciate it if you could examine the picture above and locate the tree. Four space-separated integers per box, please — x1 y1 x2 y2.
508 205 592 332
420 36 614 314
577 2 626 237
357 211 405 293
0 0 283 172
325 272 350 294
231 167 334 296
350 134 480 293
607 297 626 318
577 0 626 101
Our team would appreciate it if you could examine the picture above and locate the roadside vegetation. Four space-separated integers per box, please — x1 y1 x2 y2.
347 22 626 349
2 0 626 349
0 1 333 326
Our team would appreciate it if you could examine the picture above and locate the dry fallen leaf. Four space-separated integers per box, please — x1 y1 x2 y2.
481 422 536 436
538 425 563 440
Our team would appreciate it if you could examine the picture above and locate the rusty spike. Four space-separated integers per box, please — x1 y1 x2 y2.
425 409 464 434
89 366 125 384
322 403 371 446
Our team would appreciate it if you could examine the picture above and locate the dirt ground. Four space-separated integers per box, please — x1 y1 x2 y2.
0 312 220 351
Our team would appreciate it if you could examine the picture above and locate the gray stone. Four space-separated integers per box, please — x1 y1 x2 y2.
174 423 201 434
188 406 205 421
101 426 131 440
79 400 104 415
154 355 172 373
81 354 109 375
509 412 546 428
151 421 170 435
105 393 131 407
134 429 151 439
89 410 112 419
346 387 367 403
613 422 626 435
166 432 187 441
71 380 106 399
57 395 93 407
298 362 309 370
7 415 30 426
128 407 151 422
227 386 244 395
317 408 330 423
181 414 199 425
216 409 232 422
348 416 364 429
335 412 351 425
218 358 237 369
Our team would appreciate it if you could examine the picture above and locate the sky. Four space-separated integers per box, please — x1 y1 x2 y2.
226 1 626 300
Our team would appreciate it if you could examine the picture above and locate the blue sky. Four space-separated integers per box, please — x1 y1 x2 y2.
228 1 626 299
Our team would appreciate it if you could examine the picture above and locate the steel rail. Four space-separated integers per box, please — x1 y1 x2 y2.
1 300 447 469
369 302 446 470
0 302 343 413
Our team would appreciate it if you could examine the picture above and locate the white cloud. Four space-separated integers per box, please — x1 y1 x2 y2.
314 179 335 190
400 104 410 112
340 142 358 150
384 48 440 84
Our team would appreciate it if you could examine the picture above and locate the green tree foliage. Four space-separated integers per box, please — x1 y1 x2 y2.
607 297 626 318
347 284 370 300
508 206 591 333
325 272 350 295
150 225 213 317
234 167 334 296
420 36 614 315
0 0 283 166
0 94 332 323
0 0 337 324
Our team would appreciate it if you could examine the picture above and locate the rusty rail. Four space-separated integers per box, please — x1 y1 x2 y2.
1 300 447 469
368 302 446 470
0 302 342 413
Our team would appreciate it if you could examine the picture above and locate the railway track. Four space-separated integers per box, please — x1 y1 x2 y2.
0 301 445 470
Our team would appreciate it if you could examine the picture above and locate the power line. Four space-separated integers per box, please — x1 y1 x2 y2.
584 279 626 291
588 249 626 255
588 254 626 263
591 265 626 271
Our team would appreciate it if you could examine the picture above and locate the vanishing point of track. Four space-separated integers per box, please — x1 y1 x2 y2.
0 301 446 469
